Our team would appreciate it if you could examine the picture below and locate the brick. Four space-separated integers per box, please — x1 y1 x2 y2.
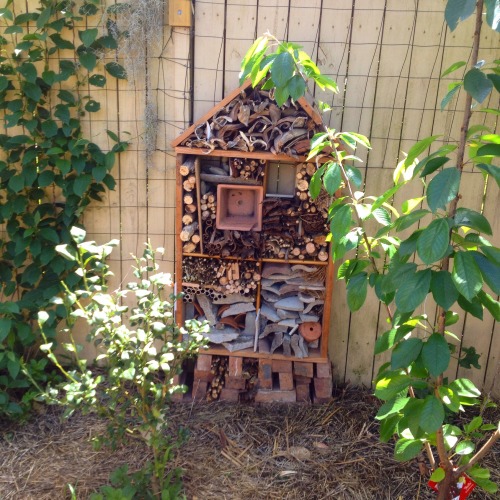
296 383 312 403
196 354 213 371
314 376 333 399
294 375 312 384
228 356 243 377
192 380 208 401
294 361 314 378
225 376 246 391
279 372 294 391
272 359 293 373
255 389 296 403
219 388 241 402
171 374 185 402
315 361 332 379
258 359 273 389
194 369 214 383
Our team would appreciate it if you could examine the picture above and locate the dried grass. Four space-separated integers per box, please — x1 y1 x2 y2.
1 390 499 499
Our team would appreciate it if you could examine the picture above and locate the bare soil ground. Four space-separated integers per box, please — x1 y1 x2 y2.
1 389 499 499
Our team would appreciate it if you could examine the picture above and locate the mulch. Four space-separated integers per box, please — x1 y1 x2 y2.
1 389 499 499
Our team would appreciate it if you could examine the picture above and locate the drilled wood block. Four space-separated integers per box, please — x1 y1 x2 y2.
225 376 246 391
258 359 273 389
315 361 332 379
229 356 243 377
194 369 215 383
196 354 213 371
272 359 293 373
219 388 241 402
192 380 208 401
255 389 297 403
294 361 314 378
295 383 312 403
279 372 294 391
314 376 333 399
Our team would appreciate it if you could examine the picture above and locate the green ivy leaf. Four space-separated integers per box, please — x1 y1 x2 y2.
79 52 97 72
394 438 422 461
8 174 24 193
73 174 92 196
89 74 106 87
445 0 476 31
79 28 98 47
422 333 450 377
105 62 127 80
346 272 367 311
85 100 101 112
18 62 37 83
49 33 75 50
420 395 445 433
391 338 423 370
0 318 12 342
452 251 483 301
22 82 42 102
395 269 431 313
417 218 450 264
464 68 494 103
36 6 52 29
427 168 460 213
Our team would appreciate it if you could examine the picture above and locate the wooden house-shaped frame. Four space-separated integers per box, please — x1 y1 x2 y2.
172 80 334 403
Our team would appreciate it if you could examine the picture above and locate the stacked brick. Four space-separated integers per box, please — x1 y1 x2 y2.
189 354 333 403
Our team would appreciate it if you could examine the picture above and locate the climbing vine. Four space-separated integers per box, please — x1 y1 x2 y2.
0 0 128 417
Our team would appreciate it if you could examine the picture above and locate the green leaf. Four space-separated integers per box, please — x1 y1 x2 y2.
477 143 500 156
464 68 494 103
477 290 500 321
454 208 492 235
0 318 12 342
376 397 411 420
79 51 97 72
441 82 462 110
394 438 422 462
472 251 500 295
323 163 341 195
372 207 391 226
485 0 500 31
427 168 460 213
36 6 52 29
473 478 498 494
394 209 429 232
420 157 450 177
449 378 481 398
422 333 450 377
105 62 127 80
476 163 500 187
375 374 412 401
274 85 289 106
438 386 461 412
391 338 423 370
404 135 440 167
89 74 106 87
49 33 74 50
452 251 483 301
429 468 446 483
458 294 483 319
85 100 101 112
18 62 37 83
309 164 325 199
455 440 475 455
271 51 294 87
287 74 306 100
330 204 352 243
420 395 445 433
441 61 467 78
22 82 42 102
395 269 431 313
79 28 98 47
344 165 362 188
346 272 368 311
73 174 92 196
417 218 450 264
240 36 268 84
445 0 476 31
431 271 459 310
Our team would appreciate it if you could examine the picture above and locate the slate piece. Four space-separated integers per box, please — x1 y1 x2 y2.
221 302 256 318
274 296 304 311
260 302 281 322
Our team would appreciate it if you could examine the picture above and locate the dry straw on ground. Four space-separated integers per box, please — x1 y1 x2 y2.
1 389 499 499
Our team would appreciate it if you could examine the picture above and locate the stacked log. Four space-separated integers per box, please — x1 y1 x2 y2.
229 158 265 180
180 156 201 253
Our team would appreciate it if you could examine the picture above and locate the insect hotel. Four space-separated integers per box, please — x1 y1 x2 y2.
172 80 334 403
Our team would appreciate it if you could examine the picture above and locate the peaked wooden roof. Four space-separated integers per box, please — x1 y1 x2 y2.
171 79 323 158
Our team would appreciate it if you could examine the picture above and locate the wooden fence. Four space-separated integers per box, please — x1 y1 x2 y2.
34 0 500 392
